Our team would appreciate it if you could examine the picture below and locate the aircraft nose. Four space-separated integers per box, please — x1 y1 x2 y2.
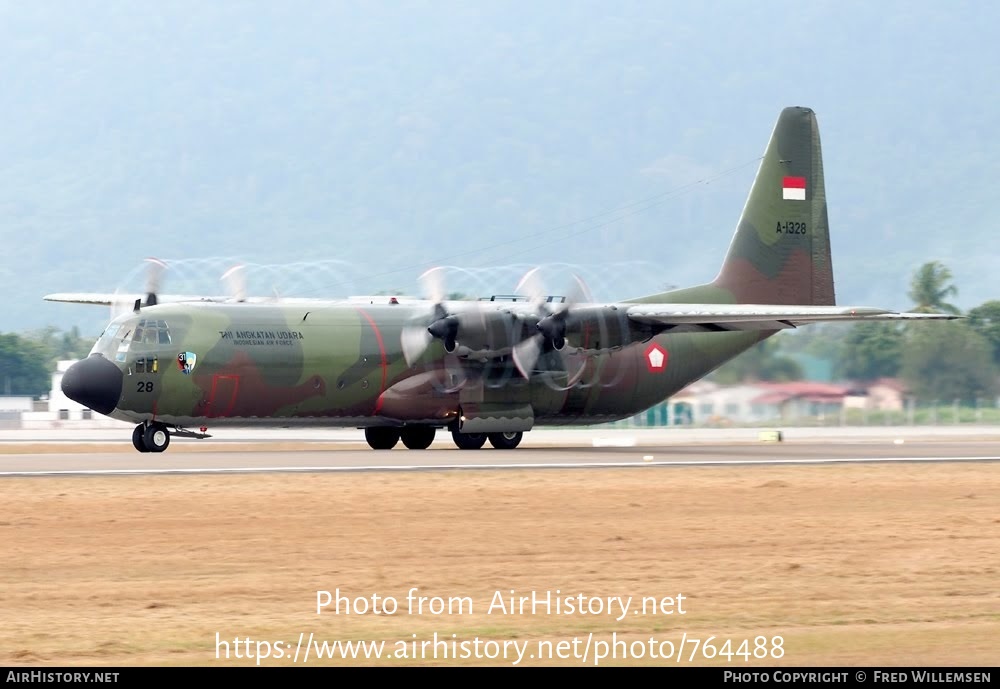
61 354 123 415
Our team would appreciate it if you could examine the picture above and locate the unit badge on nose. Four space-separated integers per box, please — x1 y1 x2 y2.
644 343 668 373
177 351 198 375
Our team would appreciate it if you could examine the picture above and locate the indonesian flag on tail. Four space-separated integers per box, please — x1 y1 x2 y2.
782 176 806 200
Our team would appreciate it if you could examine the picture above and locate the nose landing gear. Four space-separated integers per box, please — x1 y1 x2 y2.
131 422 171 453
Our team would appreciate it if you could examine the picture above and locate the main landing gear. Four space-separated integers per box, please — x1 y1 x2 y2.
364 426 436 450
451 430 523 450
365 427 525 450
487 431 523 450
132 422 170 453
451 430 487 450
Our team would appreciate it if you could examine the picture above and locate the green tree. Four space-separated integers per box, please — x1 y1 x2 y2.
27 326 94 367
908 261 961 314
835 321 904 381
966 300 1000 366
709 338 803 384
0 333 51 397
775 323 846 360
900 321 998 403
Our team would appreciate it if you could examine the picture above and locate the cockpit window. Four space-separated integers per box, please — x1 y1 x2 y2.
131 319 172 345
92 316 137 358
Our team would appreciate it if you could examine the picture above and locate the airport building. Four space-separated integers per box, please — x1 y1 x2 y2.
19 360 128 429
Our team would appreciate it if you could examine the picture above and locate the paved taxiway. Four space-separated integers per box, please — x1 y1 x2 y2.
2 427 999 476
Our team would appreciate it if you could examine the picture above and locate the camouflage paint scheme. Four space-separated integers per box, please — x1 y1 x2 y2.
60 107 951 450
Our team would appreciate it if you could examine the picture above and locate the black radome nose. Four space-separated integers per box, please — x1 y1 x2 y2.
61 354 124 415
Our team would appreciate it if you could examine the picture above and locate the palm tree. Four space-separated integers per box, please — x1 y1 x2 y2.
908 261 961 314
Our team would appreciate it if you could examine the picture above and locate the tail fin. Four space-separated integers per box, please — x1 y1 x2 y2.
713 106 835 305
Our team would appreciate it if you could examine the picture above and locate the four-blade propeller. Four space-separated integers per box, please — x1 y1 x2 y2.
116 259 609 392
398 265 598 392
120 260 602 393
400 267 458 366
510 267 593 382
110 257 168 320
400 267 469 392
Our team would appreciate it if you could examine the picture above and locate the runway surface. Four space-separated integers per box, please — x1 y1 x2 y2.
2 427 999 476
6 427 997 667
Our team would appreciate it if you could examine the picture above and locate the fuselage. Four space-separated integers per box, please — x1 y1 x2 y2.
65 300 762 432
51 107 887 451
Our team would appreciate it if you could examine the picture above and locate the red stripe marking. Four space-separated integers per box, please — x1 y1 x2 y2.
782 176 806 189
222 377 239 417
208 375 240 418
355 307 388 414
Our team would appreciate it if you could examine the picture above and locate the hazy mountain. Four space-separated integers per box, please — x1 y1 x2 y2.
3 1 998 337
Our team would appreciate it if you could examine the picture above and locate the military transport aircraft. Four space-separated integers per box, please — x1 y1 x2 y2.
47 106 955 453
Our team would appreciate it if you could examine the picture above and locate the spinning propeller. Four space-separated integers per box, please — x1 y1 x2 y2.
220 263 248 302
142 257 166 307
398 265 614 392
400 267 452 364
510 267 593 386
108 258 256 322
110 257 168 320
400 267 469 392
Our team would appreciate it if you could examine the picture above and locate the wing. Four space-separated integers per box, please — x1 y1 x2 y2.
42 293 344 306
408 300 961 367
43 293 235 306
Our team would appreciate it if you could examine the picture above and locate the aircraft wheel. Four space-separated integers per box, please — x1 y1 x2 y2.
452 431 487 450
488 431 523 450
365 427 400 450
132 425 150 453
142 424 170 453
401 426 436 450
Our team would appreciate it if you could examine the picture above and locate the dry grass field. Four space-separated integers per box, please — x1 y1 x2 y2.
1 461 997 666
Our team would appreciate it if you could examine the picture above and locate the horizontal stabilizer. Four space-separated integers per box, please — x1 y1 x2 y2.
627 303 961 331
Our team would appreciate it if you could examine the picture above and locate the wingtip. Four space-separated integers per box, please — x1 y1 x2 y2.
42 293 115 306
